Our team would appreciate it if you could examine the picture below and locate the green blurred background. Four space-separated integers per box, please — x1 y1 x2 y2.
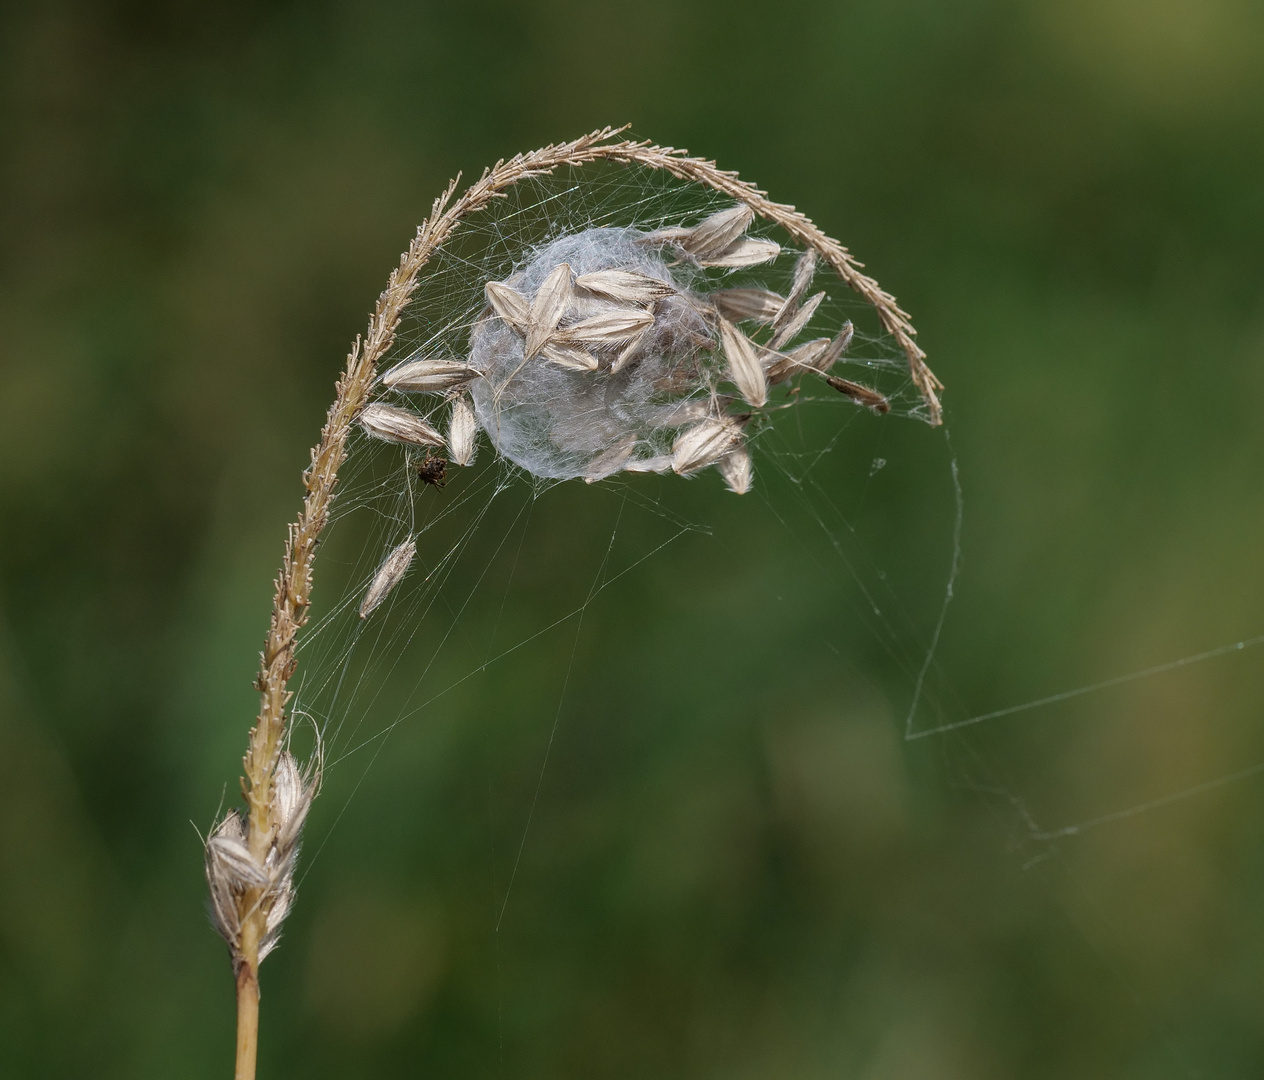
3 1 1264 1077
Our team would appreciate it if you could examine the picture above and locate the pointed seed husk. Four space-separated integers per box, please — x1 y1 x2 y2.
645 397 715 429
271 751 314 854
609 329 648 374
485 281 529 332
359 403 446 448
671 417 743 475
540 340 599 370
525 263 573 359
826 375 890 413
556 308 655 346
637 225 691 246
710 287 786 325
624 454 674 474
360 536 417 619
697 237 781 268
769 290 826 350
682 204 755 260
383 357 482 393
812 320 855 371
718 318 768 408
716 442 753 494
773 248 818 328
575 269 675 305
448 395 477 466
766 337 832 384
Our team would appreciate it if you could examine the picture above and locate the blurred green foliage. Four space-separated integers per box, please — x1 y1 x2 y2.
2 1 1264 1077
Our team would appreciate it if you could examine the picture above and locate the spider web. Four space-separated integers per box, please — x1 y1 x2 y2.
290 162 933 774
278 160 1264 1074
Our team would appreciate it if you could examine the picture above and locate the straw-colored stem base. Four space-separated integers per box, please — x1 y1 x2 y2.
234 965 260 1080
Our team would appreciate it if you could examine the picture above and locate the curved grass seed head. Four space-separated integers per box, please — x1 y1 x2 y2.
211 128 940 1080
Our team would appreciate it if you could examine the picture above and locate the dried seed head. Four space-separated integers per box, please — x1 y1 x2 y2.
555 307 655 346
637 225 692 246
575 269 676 305
814 320 855 370
448 395 478 466
609 329 648 374
206 811 249 945
205 750 317 971
764 337 826 384
644 397 717 429
680 204 755 260
769 290 826 351
710 287 786 325
716 442 753 494
672 416 744 475
623 453 674 474
697 237 780 268
383 357 482 393
272 750 314 854
525 262 573 360
485 280 530 332
360 536 417 619
774 248 818 328
718 318 768 409
359 403 446 448
827 375 890 413
540 340 600 370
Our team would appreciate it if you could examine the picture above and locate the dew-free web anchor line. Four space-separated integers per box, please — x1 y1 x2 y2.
908 632 1264 741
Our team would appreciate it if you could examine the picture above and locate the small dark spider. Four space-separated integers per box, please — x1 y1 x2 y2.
415 453 448 489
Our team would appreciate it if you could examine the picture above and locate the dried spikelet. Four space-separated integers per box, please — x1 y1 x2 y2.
610 330 648 374
813 321 854 371
271 751 314 858
697 237 781 268
769 290 826 350
485 280 530 332
205 749 317 970
827 375 890 413
383 357 482 393
540 340 599 370
447 395 477 466
774 248 818 328
766 337 831 384
637 225 692 246
672 416 744 475
207 815 266 889
681 204 755 260
718 318 768 409
556 307 655 345
359 403 446 447
360 537 417 619
710 287 786 325
645 397 716 428
583 434 637 482
575 269 675 305
525 262 573 359
716 442 753 494
770 322 854 384
623 454 674 474
206 812 249 943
